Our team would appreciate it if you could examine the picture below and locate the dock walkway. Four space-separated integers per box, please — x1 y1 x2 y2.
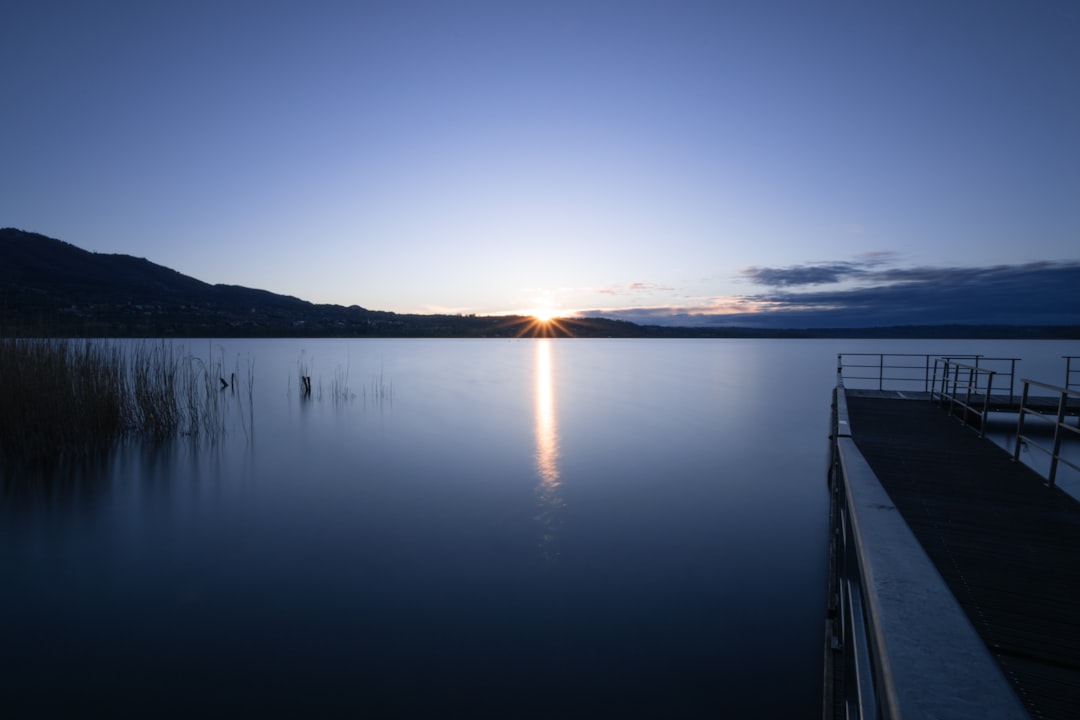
845 394 1080 720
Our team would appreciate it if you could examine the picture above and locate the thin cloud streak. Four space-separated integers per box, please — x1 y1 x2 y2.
594 281 675 296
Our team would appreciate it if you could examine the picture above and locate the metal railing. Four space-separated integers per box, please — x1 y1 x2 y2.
826 383 881 720
934 356 1019 407
930 359 1001 438
837 353 1019 404
1013 379 1080 488
1066 356 1080 392
837 353 981 393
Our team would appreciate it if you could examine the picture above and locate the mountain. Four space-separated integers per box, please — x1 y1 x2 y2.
2 228 1076 339
1 228 342 336
0 228 646 337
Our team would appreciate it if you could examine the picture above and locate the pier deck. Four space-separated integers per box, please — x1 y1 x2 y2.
844 387 1080 416
845 394 1080 720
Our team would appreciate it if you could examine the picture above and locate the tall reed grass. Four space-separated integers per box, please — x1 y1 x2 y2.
0 339 254 470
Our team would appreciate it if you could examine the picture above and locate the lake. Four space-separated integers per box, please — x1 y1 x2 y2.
2 338 1077 717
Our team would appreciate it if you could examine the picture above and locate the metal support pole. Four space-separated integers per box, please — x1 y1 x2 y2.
979 372 995 438
1048 391 1068 488
949 363 959 417
1009 359 1016 406
1013 382 1031 461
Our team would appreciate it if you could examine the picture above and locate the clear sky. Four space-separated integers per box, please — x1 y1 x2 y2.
3 1 1078 327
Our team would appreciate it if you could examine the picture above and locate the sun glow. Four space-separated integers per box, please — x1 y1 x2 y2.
505 305 576 337
529 307 560 323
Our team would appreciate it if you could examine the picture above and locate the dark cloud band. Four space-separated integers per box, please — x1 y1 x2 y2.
591 261 1080 328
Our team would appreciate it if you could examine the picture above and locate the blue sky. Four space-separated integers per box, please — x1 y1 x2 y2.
2 1 1078 326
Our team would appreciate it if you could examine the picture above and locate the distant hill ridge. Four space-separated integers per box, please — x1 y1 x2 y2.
0 227 383 336
1 228 313 308
0 228 641 337
2 228 1077 339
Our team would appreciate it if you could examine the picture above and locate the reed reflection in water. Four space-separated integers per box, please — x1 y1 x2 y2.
533 339 562 560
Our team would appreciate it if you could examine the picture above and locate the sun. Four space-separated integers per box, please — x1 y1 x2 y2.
529 307 560 323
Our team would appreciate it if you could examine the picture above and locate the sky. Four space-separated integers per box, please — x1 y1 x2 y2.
2 0 1078 327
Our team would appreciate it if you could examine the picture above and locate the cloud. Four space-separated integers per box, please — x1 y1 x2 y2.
741 262 867 287
594 281 675 296
585 260 1080 328
741 252 905 288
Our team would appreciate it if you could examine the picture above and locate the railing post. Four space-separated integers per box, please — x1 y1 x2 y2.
879 354 884 392
964 367 975 426
949 362 960 416
1048 391 1069 488
941 359 948 406
1009 359 1016 406
942 359 950 408
979 371 994 438
931 358 942 403
1013 381 1031 461
940 358 948 403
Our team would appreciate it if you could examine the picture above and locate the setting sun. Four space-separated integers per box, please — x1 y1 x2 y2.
529 307 560 323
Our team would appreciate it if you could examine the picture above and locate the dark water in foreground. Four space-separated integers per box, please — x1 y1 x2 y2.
2 338 1076 717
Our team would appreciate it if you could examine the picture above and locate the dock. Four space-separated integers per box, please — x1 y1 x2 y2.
825 354 1080 720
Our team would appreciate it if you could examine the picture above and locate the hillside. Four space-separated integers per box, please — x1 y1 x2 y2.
2 228 1076 339
0 229 645 337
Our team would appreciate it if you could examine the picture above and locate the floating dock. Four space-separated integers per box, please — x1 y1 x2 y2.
825 354 1080 720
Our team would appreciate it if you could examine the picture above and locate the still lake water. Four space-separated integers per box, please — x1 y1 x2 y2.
2 338 1077 718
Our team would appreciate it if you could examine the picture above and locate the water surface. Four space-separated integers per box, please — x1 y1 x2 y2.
3 338 1076 716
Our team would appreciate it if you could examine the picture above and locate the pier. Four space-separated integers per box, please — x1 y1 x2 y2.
825 354 1080 720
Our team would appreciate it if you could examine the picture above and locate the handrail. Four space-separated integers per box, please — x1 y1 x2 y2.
1066 356 1080 392
931 356 1019 406
837 353 981 393
1013 378 1080 488
931 358 997 438
827 379 880 719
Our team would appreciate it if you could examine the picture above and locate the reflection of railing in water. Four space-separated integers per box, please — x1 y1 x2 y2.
1013 379 1080 488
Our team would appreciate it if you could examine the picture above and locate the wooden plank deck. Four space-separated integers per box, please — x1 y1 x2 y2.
845 394 1080 720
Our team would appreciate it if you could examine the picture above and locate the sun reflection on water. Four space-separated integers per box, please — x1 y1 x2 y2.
534 339 562 560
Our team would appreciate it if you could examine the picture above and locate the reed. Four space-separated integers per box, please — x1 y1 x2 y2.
331 362 355 405
363 362 393 407
0 339 130 466
131 340 180 438
0 338 254 470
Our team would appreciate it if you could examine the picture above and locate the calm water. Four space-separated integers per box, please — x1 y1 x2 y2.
2 338 1077 717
